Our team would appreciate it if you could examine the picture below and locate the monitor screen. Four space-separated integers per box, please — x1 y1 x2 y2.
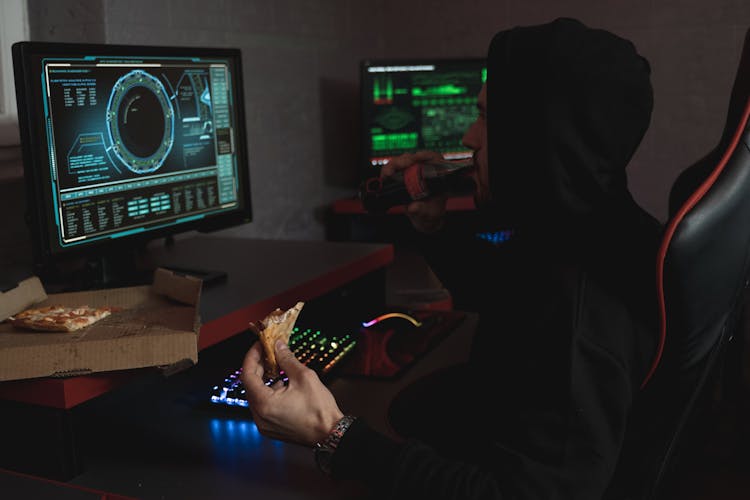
12 41 251 279
359 58 486 179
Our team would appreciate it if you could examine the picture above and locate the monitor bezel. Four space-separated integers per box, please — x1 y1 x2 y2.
12 41 253 271
358 56 486 181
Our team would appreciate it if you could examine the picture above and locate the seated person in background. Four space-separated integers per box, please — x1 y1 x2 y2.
241 17 662 499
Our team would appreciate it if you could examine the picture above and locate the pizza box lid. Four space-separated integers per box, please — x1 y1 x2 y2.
0 268 202 382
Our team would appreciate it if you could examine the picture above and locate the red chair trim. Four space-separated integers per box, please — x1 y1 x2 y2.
642 97 750 389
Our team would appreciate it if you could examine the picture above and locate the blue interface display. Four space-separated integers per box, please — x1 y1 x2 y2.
40 55 241 247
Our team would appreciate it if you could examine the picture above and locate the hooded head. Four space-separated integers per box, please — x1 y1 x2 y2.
477 18 653 234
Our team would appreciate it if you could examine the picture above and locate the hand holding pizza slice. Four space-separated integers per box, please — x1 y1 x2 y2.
249 301 304 380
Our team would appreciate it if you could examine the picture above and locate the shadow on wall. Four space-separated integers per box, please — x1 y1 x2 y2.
319 78 361 190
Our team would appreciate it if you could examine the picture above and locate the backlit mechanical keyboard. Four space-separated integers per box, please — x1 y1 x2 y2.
210 325 357 408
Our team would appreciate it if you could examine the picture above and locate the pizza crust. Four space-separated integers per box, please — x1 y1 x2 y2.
8 305 120 332
249 301 304 380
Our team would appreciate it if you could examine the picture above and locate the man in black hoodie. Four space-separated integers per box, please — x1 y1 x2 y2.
241 17 662 499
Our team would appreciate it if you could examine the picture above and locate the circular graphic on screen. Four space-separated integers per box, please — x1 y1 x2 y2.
106 70 174 174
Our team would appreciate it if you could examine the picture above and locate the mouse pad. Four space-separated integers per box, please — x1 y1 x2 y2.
338 309 466 379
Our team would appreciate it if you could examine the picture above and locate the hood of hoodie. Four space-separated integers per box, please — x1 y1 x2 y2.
483 18 653 237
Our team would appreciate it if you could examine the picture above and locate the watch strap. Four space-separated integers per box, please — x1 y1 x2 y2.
314 415 357 476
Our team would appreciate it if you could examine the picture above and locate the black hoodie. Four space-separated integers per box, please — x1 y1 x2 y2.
331 18 662 500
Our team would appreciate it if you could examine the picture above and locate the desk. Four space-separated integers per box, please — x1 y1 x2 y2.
0 237 394 409
65 312 477 500
327 196 476 243
0 237 394 481
330 195 476 215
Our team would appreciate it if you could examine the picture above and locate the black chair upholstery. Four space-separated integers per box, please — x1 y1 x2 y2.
647 96 750 496
606 41 750 499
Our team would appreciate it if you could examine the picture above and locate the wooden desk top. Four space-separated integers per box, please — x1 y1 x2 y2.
0 237 394 409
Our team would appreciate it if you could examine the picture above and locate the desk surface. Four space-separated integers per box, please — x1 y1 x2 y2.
332 195 476 215
66 312 477 500
148 236 394 349
0 237 394 409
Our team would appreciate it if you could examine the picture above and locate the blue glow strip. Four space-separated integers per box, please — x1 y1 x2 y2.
110 227 145 238
175 214 206 224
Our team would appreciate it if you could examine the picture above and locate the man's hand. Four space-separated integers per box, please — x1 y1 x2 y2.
241 341 344 447
382 151 448 234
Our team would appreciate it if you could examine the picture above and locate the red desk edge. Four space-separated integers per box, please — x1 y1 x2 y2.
0 244 394 409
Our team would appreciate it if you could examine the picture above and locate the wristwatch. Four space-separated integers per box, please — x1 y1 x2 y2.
314 415 357 476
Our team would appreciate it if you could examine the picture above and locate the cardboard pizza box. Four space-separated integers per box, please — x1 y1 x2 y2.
0 268 201 382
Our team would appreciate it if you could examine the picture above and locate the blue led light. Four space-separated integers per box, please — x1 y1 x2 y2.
475 229 514 245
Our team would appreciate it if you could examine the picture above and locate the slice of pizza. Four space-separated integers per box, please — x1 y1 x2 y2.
8 305 120 332
249 301 304 380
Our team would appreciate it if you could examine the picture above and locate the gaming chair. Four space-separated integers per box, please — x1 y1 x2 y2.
606 28 750 500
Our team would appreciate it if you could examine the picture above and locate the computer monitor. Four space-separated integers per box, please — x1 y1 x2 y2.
12 41 251 287
359 57 486 179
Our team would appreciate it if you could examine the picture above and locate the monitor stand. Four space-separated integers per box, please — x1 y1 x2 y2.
85 250 154 290
37 247 155 292
37 237 229 292
157 265 227 286
155 235 227 286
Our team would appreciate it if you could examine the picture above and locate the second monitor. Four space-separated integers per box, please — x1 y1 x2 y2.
359 57 486 179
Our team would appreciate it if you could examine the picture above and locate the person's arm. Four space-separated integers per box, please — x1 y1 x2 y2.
241 340 508 499
241 303 637 500
331 417 508 499
329 320 637 500
379 150 451 234
380 151 512 311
